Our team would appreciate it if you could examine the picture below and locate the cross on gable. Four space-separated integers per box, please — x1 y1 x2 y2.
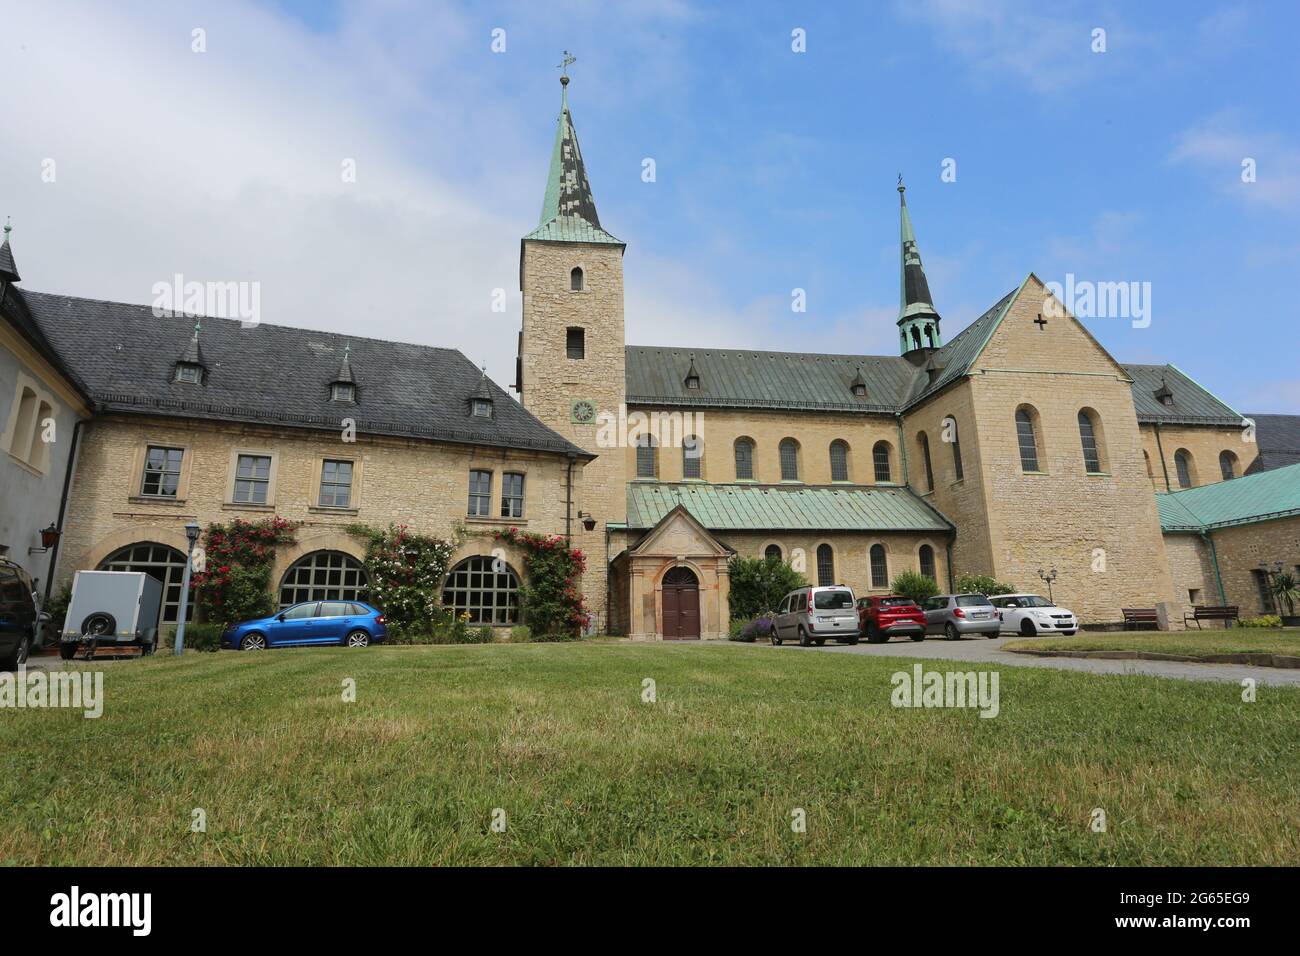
1034 314 1048 330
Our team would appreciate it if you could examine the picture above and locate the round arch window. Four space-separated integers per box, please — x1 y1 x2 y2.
764 544 783 562
442 555 521 625
98 542 191 625
279 550 369 609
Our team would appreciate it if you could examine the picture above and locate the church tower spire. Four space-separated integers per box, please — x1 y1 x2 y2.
896 177 942 355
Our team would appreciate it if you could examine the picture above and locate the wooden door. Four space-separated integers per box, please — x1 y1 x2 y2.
662 567 700 640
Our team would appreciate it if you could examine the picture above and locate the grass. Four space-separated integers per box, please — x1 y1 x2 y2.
3 642 1299 865
1006 628 1300 659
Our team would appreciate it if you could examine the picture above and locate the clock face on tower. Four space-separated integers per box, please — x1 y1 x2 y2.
570 399 597 424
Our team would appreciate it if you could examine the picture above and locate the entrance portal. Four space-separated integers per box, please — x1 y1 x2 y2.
661 566 700 640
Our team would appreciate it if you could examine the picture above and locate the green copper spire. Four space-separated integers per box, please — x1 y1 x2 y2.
0 216 18 283
896 177 942 355
523 56 622 246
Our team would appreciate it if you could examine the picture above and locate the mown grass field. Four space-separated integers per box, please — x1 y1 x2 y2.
1006 628 1300 659
3 642 1299 865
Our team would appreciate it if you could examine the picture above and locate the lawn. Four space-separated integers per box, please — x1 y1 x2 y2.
1005 628 1300 659
3 642 1299 866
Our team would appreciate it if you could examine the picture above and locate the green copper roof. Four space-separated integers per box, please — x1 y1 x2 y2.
897 182 942 353
1157 461 1300 531
627 482 953 532
525 83 622 246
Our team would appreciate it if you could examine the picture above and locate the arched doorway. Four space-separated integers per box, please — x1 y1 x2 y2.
99 542 192 626
278 550 369 609
661 566 700 640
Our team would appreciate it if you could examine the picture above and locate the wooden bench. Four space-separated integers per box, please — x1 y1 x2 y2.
1121 608 1159 630
1184 605 1239 629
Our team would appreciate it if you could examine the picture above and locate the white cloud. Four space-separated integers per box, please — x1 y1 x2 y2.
1170 111 1300 211
0 0 793 399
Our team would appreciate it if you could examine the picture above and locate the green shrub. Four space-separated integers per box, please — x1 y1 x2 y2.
954 573 1017 596
728 615 774 642
891 570 939 604
728 555 806 623
178 622 223 653
509 625 533 643
1239 615 1282 628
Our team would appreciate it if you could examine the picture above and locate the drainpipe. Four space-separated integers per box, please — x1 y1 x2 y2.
43 418 84 606
895 415 910 485
564 452 576 545
604 521 613 635
1200 530 1228 606
1153 422 1172 493
945 537 956 593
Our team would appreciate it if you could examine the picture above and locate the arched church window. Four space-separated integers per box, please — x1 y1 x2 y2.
918 432 934 491
779 439 799 481
682 435 702 479
1078 410 1103 474
816 544 835 586
872 441 892 483
869 544 888 588
635 434 658 479
919 544 936 582
734 438 755 480
1016 408 1040 472
570 267 584 291
829 440 850 481
1219 450 1238 481
1175 449 1194 489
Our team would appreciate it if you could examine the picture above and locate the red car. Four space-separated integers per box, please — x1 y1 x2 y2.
857 595 927 643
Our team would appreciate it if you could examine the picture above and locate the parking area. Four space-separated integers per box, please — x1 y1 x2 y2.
754 632 1300 687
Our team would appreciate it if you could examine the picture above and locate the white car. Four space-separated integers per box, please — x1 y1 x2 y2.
990 594 1077 636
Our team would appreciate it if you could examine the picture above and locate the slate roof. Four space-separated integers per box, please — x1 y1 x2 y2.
0 239 19 282
18 289 592 458
626 481 953 532
1156 461 1300 531
0 283 90 401
1124 363 1242 426
1245 414 1300 474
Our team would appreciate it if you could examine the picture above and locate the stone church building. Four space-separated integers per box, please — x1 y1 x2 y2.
2 76 1296 639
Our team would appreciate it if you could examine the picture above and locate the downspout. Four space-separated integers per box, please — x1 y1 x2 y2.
44 418 84 605
895 415 910 485
564 452 576 545
1153 422 1172 493
1200 530 1228 606
945 537 955 593
604 521 613 635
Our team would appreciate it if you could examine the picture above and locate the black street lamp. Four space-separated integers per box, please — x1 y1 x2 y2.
28 523 60 554
1037 567 1058 604
174 521 202 656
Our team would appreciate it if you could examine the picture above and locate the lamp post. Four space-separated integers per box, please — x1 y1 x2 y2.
174 521 201 656
1037 567 1058 604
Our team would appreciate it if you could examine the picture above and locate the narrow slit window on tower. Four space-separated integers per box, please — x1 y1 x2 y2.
566 327 585 360
570 266 584 291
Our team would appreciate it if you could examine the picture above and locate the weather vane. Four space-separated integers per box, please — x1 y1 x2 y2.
558 50 576 80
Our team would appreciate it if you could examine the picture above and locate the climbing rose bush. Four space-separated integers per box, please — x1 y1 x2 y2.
192 516 297 626
347 524 457 634
495 527 589 638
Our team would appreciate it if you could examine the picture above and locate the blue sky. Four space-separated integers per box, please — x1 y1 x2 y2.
4 0 1298 410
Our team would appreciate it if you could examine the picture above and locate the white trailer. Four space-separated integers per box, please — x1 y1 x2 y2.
60 570 162 660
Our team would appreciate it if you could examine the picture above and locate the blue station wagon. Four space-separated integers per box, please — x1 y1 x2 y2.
222 601 387 650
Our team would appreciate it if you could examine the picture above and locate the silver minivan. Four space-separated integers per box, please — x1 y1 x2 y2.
921 593 1000 640
772 585 859 646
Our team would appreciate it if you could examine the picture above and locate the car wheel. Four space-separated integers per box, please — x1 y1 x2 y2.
240 632 267 651
346 630 371 648
59 641 78 660
1019 619 1037 637
945 623 960 641
866 622 888 644
798 628 811 647
910 633 926 642
0 634 29 670
844 635 860 646
814 638 826 646
770 630 781 646
985 630 999 639
1062 630 1076 636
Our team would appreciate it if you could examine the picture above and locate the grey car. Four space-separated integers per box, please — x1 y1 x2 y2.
772 585 859 647
921 593 1000 640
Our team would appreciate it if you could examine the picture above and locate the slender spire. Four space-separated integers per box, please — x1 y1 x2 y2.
334 342 354 384
178 317 205 366
524 54 622 245
896 178 942 355
0 216 20 283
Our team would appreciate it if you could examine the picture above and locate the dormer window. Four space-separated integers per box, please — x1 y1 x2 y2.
570 267 584 291
850 365 868 397
1155 379 1175 406
473 399 493 419
851 383 866 397
174 363 201 384
331 382 355 403
685 374 700 390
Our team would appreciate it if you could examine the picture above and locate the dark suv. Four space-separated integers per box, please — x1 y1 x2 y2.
0 559 42 669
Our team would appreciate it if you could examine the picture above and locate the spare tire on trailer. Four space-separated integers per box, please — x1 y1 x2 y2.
81 612 116 638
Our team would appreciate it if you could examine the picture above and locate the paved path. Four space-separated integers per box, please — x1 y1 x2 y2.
754 634 1300 687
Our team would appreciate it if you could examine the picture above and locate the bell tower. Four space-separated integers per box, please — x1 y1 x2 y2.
896 178 943 356
516 56 627 631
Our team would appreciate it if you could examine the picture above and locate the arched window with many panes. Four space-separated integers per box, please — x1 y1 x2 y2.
829 440 850 481
816 544 835 585
872 441 892 483
869 544 888 589
99 543 192 625
1175 449 1194 489
635 434 658 479
764 543 782 562
1016 407 1040 472
278 550 369 609
734 437 755 480
779 439 800 481
442 555 521 625
919 544 936 582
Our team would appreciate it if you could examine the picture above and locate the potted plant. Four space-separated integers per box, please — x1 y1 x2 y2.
1269 572 1300 627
